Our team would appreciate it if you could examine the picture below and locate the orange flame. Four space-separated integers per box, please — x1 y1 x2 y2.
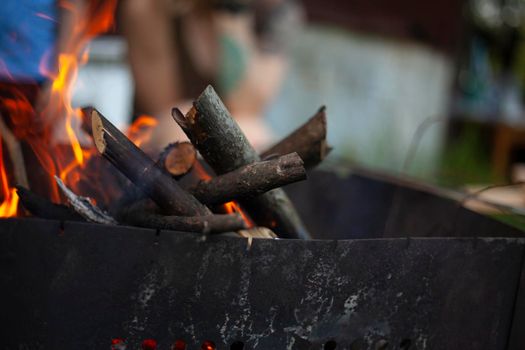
0 135 18 217
38 0 117 201
127 115 158 147
223 201 255 228
0 0 117 215
193 161 212 181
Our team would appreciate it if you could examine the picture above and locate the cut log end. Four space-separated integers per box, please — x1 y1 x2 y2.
160 142 197 177
91 110 106 154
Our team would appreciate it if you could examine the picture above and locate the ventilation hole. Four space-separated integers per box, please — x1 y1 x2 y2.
111 338 126 350
172 339 187 350
141 339 157 350
399 339 412 349
350 338 365 350
375 339 389 350
201 340 216 350
230 341 244 350
324 340 337 350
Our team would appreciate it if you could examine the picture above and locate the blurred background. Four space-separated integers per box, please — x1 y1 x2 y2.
5 0 525 215
70 0 524 181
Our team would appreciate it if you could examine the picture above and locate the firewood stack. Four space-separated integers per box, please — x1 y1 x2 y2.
18 85 331 239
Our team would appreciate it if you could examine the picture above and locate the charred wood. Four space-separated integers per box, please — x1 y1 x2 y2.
16 186 84 221
118 200 246 234
91 108 211 217
172 85 310 239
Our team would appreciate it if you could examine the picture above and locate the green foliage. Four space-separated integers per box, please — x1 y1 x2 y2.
437 125 498 187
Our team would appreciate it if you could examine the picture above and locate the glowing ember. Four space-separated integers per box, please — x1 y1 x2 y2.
141 339 158 350
200 340 216 350
193 161 212 181
172 340 187 350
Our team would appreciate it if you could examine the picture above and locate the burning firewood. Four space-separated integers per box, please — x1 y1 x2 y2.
122 211 247 234
116 199 247 234
90 108 211 217
158 142 196 179
189 152 306 205
16 186 84 222
261 106 332 169
172 85 311 239
0 113 29 188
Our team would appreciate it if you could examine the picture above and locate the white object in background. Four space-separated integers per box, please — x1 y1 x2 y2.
266 26 453 177
72 37 133 131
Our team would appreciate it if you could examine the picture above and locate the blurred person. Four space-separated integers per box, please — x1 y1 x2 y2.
120 0 303 152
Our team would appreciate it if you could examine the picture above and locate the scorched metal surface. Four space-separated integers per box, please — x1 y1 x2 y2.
1 218 524 349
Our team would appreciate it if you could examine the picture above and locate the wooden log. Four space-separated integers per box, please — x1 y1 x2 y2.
91 108 211 217
261 106 331 169
0 113 29 188
158 142 196 179
172 85 310 239
124 213 247 234
118 200 246 233
190 152 306 205
16 186 84 221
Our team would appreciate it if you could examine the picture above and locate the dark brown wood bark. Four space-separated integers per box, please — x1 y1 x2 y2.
172 85 310 239
118 200 246 233
16 186 84 221
190 152 306 205
125 213 247 234
91 109 211 217
158 142 196 178
261 106 331 169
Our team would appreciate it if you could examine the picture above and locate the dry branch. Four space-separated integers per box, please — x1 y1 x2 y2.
261 106 331 169
118 199 246 233
91 108 210 216
190 152 306 205
123 213 247 234
16 186 84 221
172 85 310 239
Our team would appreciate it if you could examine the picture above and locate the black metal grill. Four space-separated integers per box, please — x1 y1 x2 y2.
1 170 525 349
